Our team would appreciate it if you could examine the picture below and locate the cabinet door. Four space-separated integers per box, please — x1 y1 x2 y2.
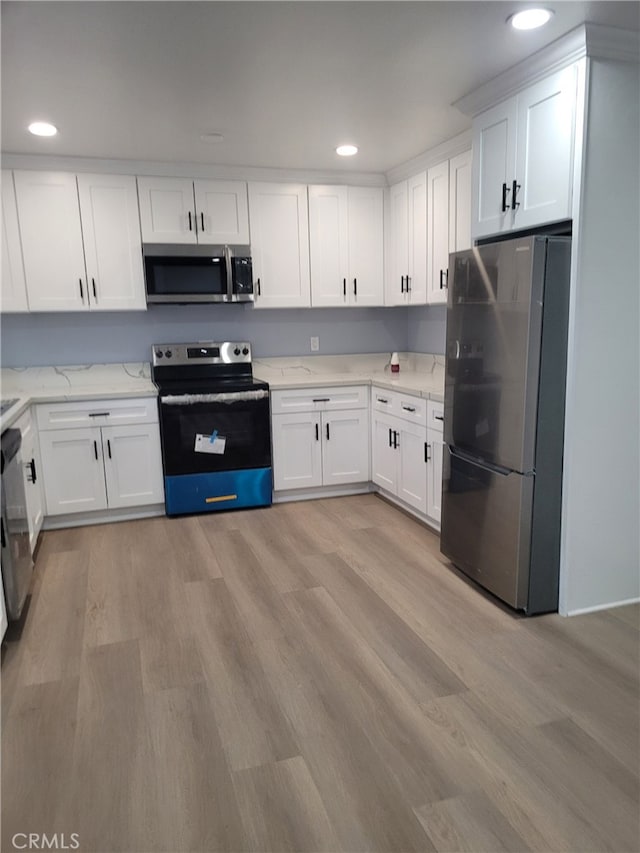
137 176 197 244
449 150 472 253
102 423 164 509
248 183 311 308
407 172 428 304
194 179 250 244
514 64 577 230
371 414 397 493
426 428 444 525
77 174 146 311
426 161 450 305
1 171 29 312
39 427 108 515
13 171 87 311
397 421 428 514
387 180 408 306
17 410 44 553
347 187 384 306
272 413 322 490
472 99 517 240
322 410 370 486
308 185 349 307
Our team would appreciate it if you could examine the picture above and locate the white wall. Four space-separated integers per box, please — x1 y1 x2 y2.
560 58 640 614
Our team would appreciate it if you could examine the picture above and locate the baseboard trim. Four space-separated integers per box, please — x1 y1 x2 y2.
564 596 640 617
43 504 165 530
272 483 372 503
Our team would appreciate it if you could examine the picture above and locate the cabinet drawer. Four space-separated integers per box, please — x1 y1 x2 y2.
36 396 159 430
372 386 426 425
427 400 444 433
270 385 368 414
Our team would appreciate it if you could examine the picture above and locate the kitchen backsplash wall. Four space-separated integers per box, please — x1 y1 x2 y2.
0 304 446 367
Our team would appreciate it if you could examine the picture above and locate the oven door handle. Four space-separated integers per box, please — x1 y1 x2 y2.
160 390 269 405
224 244 233 302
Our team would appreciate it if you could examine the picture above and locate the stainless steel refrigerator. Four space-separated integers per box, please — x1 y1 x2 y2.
441 235 571 614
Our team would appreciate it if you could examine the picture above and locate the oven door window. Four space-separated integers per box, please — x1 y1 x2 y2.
159 396 271 476
145 255 228 300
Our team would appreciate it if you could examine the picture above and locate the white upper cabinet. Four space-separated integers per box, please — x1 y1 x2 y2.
448 150 472 253
1 170 29 312
309 185 384 307
13 170 87 311
77 174 146 311
472 63 578 240
137 177 196 244
13 170 145 312
248 182 311 308
426 160 450 305
137 177 249 245
387 174 427 306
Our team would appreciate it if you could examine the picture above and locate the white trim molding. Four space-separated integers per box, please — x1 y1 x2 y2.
385 129 472 185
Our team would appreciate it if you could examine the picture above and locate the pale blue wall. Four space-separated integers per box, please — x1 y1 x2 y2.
406 305 447 355
0 304 443 366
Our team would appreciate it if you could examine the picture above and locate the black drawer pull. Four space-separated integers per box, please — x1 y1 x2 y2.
402 405 416 413
88 412 110 418
312 398 330 403
377 397 389 404
434 414 444 421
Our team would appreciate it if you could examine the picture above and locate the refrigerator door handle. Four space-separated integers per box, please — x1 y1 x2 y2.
449 445 512 477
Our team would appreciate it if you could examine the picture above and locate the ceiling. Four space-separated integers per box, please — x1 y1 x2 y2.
2 1 639 175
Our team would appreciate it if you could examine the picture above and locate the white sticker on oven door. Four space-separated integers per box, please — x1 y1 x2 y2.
194 432 227 455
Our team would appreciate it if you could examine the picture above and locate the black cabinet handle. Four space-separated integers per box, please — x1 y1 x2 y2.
402 405 416 413
93 440 99 460
388 428 393 447
28 458 37 483
79 278 84 301
393 430 399 449
343 278 346 297
92 278 97 300
326 423 330 440
188 211 193 231
353 278 357 296
401 275 405 293
201 212 205 232
315 423 319 441
88 412 110 418
107 439 112 459
439 270 445 290
434 414 444 421
377 397 388 404
312 398 330 403
425 442 431 462
256 278 261 296
512 180 521 209
501 182 511 212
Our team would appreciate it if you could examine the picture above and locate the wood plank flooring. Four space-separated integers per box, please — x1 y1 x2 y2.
2 495 639 852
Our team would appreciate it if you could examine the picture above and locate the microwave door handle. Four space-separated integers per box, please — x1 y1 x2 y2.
224 245 233 301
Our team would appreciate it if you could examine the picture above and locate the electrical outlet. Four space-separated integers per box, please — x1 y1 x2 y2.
310 336 320 352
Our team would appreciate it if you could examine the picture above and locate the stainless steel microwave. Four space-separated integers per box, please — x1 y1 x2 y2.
143 244 254 304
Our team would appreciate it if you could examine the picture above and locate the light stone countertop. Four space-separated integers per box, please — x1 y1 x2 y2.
0 353 445 432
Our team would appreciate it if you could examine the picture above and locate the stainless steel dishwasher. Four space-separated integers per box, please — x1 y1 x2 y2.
1 428 33 620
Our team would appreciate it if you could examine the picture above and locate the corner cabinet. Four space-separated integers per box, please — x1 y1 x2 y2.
13 407 44 554
137 177 250 245
387 173 427 306
309 185 384 307
1 170 29 312
36 397 164 517
472 63 579 240
12 171 146 312
248 183 311 308
271 386 369 492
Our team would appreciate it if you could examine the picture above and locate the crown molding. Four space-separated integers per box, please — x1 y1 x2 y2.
384 129 473 185
454 24 638 119
0 153 388 187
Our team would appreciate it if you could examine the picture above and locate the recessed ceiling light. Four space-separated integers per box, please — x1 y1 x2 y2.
336 144 358 157
508 8 554 30
200 132 225 144
28 121 58 137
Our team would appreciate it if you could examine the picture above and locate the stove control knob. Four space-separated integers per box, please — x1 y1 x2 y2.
242 347 249 356
165 349 173 358
155 350 163 359
234 347 241 356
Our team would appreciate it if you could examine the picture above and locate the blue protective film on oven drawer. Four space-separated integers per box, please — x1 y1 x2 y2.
164 468 272 516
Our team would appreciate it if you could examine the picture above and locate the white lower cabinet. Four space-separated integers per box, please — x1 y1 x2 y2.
271 387 369 492
426 401 445 525
14 408 44 553
37 398 164 517
371 387 443 526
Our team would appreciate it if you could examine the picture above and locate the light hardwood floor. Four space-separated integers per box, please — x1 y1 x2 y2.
2 495 639 852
